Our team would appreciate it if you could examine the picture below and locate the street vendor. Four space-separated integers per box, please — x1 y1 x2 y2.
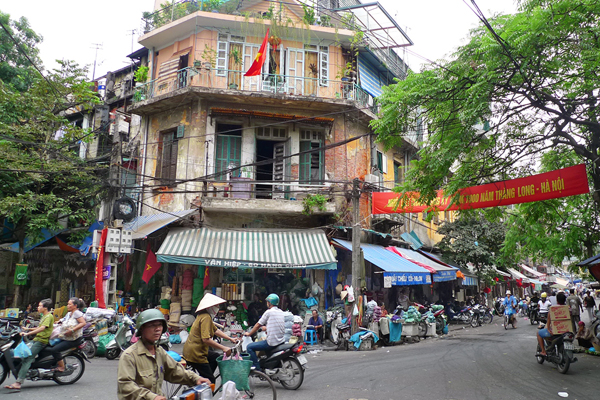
183 293 238 383
307 310 324 344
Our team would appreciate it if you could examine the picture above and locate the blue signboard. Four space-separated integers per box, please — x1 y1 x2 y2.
384 272 431 286
433 270 456 282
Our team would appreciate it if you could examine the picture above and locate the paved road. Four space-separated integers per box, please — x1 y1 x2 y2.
2 314 599 399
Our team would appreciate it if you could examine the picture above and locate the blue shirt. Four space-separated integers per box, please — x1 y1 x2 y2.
308 316 323 328
503 296 517 315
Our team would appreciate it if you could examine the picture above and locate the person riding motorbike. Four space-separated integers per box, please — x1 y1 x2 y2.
244 293 285 372
537 292 571 357
529 292 540 308
538 292 552 314
182 293 238 383
503 290 518 328
3 298 54 391
117 309 209 400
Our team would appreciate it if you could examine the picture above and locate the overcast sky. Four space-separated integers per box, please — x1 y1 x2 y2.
1 0 518 79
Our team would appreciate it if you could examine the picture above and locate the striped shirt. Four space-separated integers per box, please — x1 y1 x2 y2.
258 306 285 346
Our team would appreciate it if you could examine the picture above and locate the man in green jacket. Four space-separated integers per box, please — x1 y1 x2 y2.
117 309 209 400
4 298 54 390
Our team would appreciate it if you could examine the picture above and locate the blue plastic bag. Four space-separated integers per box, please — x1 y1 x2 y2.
14 341 32 358
169 334 181 344
49 338 62 346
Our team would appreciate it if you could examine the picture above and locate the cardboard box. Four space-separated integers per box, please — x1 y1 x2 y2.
549 320 572 335
549 305 570 320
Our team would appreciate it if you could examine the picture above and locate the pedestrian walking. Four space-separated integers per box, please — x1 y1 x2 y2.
583 291 596 322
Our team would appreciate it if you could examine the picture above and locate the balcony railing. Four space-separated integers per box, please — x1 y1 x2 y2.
133 67 379 114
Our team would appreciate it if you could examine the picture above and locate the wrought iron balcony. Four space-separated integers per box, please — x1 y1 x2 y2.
133 67 379 114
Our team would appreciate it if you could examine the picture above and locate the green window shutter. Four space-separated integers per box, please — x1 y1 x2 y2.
215 135 241 181
299 141 311 183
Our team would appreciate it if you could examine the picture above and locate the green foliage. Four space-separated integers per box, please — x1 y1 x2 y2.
319 15 332 28
302 194 328 215
0 12 42 92
134 66 148 83
372 0 600 211
501 148 600 270
302 5 316 25
201 44 217 68
0 15 106 252
437 210 508 274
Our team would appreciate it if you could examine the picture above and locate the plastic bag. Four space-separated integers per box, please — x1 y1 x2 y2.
179 330 189 344
241 335 253 352
14 341 32 358
219 380 240 400
347 286 355 302
50 326 61 340
353 304 359 316
169 334 181 344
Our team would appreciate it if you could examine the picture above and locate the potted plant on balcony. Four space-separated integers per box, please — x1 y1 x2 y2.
202 44 217 70
302 4 316 25
229 48 242 89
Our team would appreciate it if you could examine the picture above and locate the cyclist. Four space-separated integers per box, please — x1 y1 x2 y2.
117 309 209 400
502 290 518 328
183 293 238 383
244 293 285 372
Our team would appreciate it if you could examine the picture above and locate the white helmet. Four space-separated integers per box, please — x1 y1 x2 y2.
506 290 511 295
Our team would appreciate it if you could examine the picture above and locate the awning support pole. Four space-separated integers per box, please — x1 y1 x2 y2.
351 178 363 335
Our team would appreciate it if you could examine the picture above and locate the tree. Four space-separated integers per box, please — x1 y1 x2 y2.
0 11 42 91
501 148 600 271
372 0 600 208
0 14 108 306
437 210 507 285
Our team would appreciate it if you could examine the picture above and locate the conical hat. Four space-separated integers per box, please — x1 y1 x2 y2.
196 293 226 312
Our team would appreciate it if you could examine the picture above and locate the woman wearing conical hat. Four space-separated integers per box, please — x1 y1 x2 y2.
183 293 238 383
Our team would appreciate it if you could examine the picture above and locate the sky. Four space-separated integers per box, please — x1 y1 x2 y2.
0 0 519 79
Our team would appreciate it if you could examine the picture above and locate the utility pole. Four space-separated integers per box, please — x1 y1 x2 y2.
126 29 137 53
91 43 103 81
351 178 363 335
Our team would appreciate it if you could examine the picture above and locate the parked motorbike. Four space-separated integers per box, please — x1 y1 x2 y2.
80 323 98 359
589 309 600 338
0 324 89 386
536 329 578 374
494 297 505 316
258 340 306 390
335 320 352 351
445 304 475 326
325 309 342 345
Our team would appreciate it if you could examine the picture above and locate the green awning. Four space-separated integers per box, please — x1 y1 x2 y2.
156 228 337 269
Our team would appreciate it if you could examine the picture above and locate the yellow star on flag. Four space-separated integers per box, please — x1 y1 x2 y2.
255 52 262 62
146 264 152 271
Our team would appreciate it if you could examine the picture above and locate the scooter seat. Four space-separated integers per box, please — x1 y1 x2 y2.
266 343 294 354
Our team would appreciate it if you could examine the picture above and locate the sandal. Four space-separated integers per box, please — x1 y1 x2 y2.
4 383 21 390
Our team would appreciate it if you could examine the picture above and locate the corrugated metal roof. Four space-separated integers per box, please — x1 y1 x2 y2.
124 209 197 240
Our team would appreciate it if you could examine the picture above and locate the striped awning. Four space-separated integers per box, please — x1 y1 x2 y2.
156 228 336 269
124 209 197 240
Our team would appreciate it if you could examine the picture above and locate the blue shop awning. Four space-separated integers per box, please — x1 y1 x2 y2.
3 228 64 253
332 239 431 285
158 228 337 269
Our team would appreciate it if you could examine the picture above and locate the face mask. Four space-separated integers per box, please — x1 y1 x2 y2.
207 305 219 318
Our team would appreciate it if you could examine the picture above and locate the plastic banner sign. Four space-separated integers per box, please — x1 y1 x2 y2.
372 164 589 214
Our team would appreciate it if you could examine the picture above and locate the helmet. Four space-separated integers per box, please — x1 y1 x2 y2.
506 290 511 295
266 293 280 306
135 309 167 337
541 292 547 298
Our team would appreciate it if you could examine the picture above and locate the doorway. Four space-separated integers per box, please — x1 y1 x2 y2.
256 140 274 199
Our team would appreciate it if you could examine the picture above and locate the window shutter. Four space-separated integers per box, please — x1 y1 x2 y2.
176 125 184 138
299 141 311 183
381 153 388 174
216 37 228 77
161 137 171 182
319 46 329 86
169 138 178 182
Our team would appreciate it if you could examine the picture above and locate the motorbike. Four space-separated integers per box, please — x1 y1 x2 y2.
257 340 306 390
325 309 342 345
536 329 578 374
471 304 492 326
80 323 98 359
445 304 475 326
538 310 549 325
0 322 89 386
494 297 505 316
528 303 539 325
334 320 352 351
589 309 600 338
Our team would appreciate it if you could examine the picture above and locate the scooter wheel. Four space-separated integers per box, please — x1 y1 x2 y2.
105 348 121 360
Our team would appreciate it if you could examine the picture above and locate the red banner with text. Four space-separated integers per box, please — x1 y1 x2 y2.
372 164 589 214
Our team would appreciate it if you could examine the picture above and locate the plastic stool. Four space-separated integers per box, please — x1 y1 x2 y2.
304 329 318 345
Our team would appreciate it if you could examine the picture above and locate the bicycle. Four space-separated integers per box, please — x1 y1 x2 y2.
163 341 277 399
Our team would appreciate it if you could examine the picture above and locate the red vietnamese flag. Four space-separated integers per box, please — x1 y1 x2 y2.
244 29 269 77
142 244 162 283
94 228 108 308
203 266 210 289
